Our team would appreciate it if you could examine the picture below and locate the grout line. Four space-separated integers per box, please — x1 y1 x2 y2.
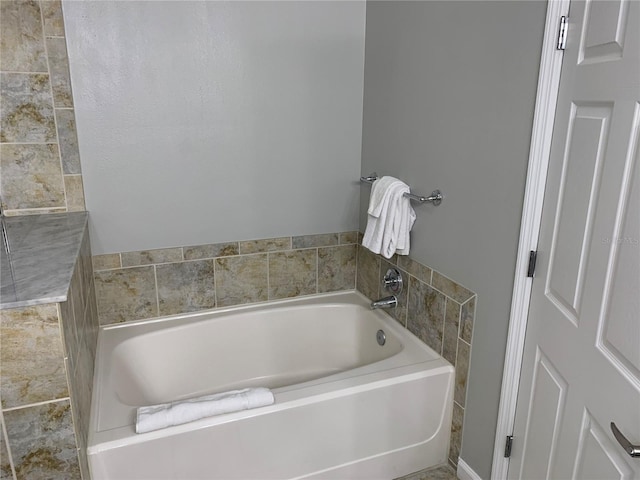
153 265 160 317
212 257 218 309
2 396 72 412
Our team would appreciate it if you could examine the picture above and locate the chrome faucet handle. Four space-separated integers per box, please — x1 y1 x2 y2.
383 268 403 294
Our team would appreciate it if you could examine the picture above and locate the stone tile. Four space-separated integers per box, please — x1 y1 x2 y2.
0 0 47 72
183 242 239 260
42 0 65 37
407 277 446 355
431 271 474 304
238 237 291 254
1 419 13 480
63 175 85 212
268 250 317 299
338 231 359 244
215 254 268 307
443 298 460 365
0 305 68 409
0 144 65 210
58 297 76 372
292 233 338 249
395 463 458 480
4 400 81 479
156 260 215 316
71 335 94 452
380 259 408 326
397 255 432 284
356 246 380 300
449 402 464 465
44 37 72 108
460 296 475 344
317 245 356 293
121 248 183 267
0 73 56 143
78 229 93 294
94 266 157 324
92 254 121 271
55 109 81 174
455 339 471 407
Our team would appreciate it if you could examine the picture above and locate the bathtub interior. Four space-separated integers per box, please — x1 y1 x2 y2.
109 301 405 407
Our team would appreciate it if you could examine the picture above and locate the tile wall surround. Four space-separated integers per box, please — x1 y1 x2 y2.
1 225 98 480
92 232 359 325
356 246 476 469
0 0 86 216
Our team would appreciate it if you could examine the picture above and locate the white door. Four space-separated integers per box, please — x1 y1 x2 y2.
508 0 640 478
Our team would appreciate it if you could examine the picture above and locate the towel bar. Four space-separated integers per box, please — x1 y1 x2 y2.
359 173 443 206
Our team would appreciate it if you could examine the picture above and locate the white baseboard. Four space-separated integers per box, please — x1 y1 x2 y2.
457 458 483 480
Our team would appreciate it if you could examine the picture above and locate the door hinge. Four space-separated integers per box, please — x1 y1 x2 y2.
505 435 514 458
557 15 568 50
527 251 538 278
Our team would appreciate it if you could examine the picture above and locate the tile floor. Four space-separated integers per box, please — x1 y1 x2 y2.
396 463 458 480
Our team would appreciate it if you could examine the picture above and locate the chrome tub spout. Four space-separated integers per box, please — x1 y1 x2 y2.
371 295 397 309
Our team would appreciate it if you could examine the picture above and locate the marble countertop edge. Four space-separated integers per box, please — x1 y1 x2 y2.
1 212 89 311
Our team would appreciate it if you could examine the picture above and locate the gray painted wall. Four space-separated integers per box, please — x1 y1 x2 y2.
360 2 546 477
63 1 365 255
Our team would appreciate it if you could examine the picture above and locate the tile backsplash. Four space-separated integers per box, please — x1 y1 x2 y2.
0 0 85 215
356 246 476 469
92 232 359 325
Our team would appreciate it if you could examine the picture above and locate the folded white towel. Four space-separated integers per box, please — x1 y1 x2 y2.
136 387 275 434
362 176 416 259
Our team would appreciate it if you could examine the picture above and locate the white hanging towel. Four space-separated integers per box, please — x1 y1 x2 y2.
362 176 416 258
136 387 274 434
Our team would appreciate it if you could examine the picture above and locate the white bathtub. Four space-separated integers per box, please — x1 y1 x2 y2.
88 291 454 479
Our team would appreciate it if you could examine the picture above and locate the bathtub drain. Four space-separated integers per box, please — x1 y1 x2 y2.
376 329 386 346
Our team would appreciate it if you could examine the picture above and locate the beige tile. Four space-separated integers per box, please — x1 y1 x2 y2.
460 296 475 344
184 242 239 260
449 402 464 466
44 37 73 108
94 266 157 324
239 237 291 254
121 247 183 267
92 253 121 271
0 0 47 72
397 255 432 284
0 305 68 409
292 233 338 249
455 339 471 407
395 464 457 480
42 0 65 37
4 400 81 479
63 175 85 212
55 109 81 174
0 144 65 210
215 254 268 307
269 250 317 299
356 246 380 300
1 418 14 480
443 298 460 365
338 231 359 245
156 260 215 316
407 277 446 354
317 245 357 293
431 271 474 304
0 73 56 143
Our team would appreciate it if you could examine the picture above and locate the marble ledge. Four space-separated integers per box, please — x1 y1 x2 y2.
1 212 88 309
